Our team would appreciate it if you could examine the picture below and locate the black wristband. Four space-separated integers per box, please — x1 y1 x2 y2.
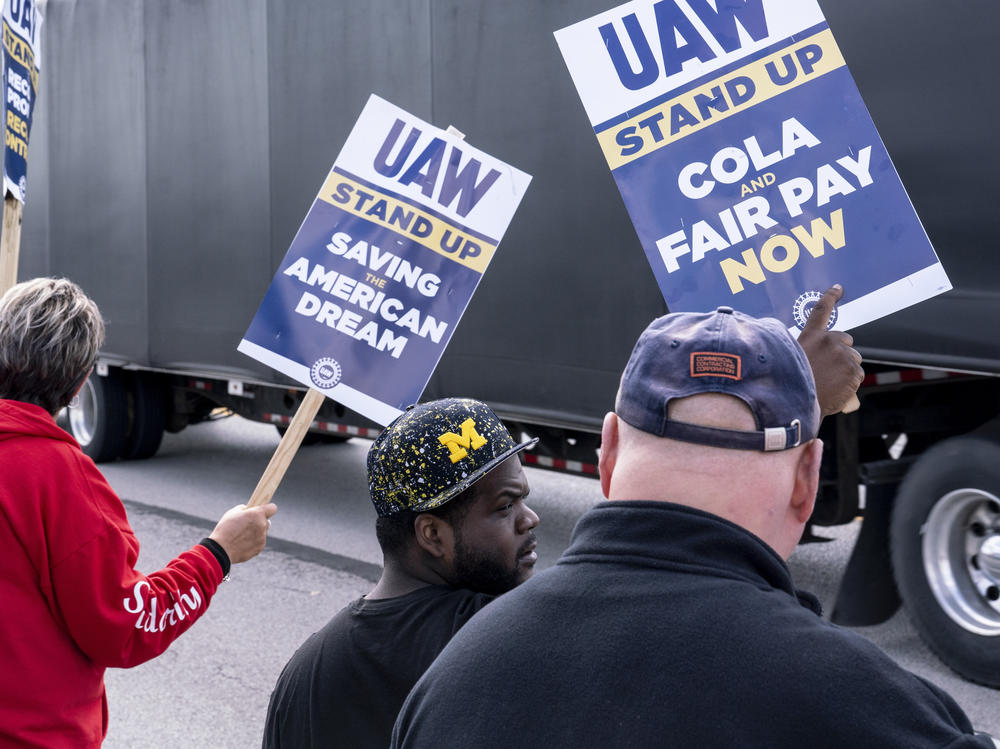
199 537 231 579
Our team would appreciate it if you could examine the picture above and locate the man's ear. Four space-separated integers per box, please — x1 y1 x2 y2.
599 412 620 499
413 513 454 559
790 438 823 523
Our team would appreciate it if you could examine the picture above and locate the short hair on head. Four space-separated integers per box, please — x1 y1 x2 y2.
0 278 105 414
667 392 757 431
374 481 478 557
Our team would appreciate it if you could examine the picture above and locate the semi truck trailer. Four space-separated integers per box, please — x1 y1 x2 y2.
13 0 1000 687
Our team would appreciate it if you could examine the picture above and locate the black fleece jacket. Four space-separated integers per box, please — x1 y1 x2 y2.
393 501 991 749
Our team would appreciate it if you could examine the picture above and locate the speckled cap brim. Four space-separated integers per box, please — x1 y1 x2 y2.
367 398 537 517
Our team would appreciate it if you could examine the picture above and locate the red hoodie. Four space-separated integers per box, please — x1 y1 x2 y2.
0 399 224 748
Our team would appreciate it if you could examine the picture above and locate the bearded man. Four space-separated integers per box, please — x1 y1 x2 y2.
262 398 539 749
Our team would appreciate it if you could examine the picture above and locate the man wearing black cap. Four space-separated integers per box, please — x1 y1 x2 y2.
392 308 996 748
262 398 539 749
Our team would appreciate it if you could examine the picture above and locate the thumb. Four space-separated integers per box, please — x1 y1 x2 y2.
801 284 842 335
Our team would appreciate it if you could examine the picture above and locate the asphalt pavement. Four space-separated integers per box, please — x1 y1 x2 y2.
103 504 373 748
98 415 999 746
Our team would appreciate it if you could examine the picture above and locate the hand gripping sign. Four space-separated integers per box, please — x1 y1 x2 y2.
240 95 531 506
555 0 950 334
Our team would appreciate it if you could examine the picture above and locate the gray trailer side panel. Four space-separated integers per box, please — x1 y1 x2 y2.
44 0 148 364
821 0 1000 371
144 1 271 373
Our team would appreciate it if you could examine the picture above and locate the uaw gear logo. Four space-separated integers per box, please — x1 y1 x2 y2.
792 291 838 330
310 357 342 389
439 418 488 463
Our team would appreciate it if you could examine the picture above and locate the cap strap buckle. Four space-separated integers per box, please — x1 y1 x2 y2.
763 419 802 451
763 427 786 451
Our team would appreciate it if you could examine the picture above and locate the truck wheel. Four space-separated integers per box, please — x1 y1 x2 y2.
68 370 129 463
123 372 166 460
891 436 1000 687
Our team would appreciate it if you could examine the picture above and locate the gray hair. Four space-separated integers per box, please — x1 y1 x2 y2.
0 278 105 414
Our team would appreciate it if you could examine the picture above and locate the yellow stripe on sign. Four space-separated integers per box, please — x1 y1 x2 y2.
598 28 846 171
318 171 495 275
2 22 33 70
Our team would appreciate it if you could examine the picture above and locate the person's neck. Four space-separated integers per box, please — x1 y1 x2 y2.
367 555 450 600
608 470 789 560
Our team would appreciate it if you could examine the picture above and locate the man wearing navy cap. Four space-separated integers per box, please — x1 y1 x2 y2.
263 398 539 749
392 302 995 748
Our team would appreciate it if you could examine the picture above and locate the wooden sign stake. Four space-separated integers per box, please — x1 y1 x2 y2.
1 196 24 295
247 388 327 507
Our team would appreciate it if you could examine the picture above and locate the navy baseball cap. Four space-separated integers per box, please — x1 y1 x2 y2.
367 398 537 517
615 306 819 451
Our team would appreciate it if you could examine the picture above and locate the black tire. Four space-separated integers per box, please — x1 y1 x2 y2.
890 436 1000 687
275 425 350 445
122 372 166 460
67 370 129 463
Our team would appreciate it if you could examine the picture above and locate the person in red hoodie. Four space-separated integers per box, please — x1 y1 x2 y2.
0 277 278 748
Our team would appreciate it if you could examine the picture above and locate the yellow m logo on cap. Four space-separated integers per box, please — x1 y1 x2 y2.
439 418 488 464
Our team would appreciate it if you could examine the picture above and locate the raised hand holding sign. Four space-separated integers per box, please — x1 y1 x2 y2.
797 284 863 415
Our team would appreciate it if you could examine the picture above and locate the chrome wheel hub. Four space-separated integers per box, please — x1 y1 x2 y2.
922 488 1000 636
68 377 98 447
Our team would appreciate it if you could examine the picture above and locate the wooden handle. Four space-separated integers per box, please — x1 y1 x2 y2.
247 388 326 507
841 394 860 414
1 196 23 295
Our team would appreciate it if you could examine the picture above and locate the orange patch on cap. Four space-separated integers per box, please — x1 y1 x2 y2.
690 352 742 380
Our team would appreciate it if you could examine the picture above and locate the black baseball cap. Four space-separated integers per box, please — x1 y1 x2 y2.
367 398 537 517
616 306 819 451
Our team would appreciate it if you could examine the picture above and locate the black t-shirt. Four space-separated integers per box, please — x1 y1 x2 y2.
262 585 493 749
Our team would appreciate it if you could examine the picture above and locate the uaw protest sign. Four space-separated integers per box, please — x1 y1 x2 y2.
240 94 531 426
556 0 950 332
3 0 43 202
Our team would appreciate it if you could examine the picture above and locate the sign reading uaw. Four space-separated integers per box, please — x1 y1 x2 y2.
556 0 950 331
239 95 531 425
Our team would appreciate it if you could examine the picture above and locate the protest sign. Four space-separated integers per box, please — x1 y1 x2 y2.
2 0 41 203
555 0 950 332
1 0 43 293
239 94 531 427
